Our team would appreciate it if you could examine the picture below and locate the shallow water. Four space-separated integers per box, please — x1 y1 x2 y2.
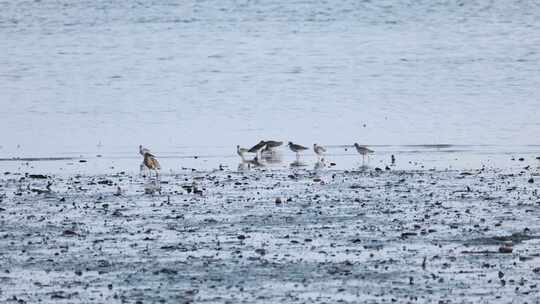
2 0 540 162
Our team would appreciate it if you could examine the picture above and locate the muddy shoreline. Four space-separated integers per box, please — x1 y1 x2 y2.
1 166 540 303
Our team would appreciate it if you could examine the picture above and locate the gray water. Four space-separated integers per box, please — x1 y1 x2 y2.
2 0 540 160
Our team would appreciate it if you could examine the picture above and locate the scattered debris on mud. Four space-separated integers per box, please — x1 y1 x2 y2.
1 165 540 303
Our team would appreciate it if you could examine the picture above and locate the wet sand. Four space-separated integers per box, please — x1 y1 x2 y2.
1 163 540 303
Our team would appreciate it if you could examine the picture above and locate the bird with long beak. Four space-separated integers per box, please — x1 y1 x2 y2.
353 143 374 165
288 142 308 161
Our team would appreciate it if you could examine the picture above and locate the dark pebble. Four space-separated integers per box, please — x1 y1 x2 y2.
498 245 513 253
63 230 77 236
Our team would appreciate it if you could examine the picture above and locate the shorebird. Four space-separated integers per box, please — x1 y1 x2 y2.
139 145 153 175
237 145 249 161
288 142 308 161
248 140 267 156
313 143 326 159
354 143 374 165
142 151 161 178
262 140 283 153
139 145 160 178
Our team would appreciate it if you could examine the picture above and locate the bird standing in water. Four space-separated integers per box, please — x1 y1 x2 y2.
139 145 160 178
248 140 267 157
354 143 374 166
288 142 309 161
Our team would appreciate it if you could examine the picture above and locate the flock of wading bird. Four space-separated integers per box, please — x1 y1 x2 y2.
138 141 376 179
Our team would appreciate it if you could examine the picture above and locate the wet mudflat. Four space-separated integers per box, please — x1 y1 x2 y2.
1 166 540 303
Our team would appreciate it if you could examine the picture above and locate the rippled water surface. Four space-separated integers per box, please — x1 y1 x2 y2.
1 0 540 160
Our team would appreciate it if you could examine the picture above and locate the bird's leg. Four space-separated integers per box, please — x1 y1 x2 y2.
295 152 300 162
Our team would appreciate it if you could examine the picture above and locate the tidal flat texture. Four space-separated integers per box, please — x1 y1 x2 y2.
1 167 540 303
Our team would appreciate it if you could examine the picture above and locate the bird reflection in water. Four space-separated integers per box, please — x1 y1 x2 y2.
261 149 283 164
237 140 284 170
313 158 326 170
238 155 265 171
290 160 308 167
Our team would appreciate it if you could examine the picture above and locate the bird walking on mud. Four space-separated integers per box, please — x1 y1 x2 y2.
313 143 326 160
139 145 161 178
354 143 374 165
288 142 309 161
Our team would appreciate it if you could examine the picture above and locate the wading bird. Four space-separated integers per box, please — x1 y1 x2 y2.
139 145 160 178
143 152 161 178
288 142 309 161
248 140 267 157
237 145 249 161
245 155 264 168
354 143 374 165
